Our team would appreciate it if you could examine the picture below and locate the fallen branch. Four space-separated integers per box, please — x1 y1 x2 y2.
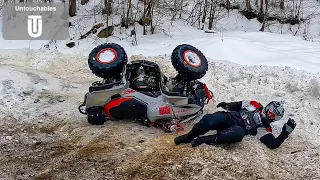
79 23 104 40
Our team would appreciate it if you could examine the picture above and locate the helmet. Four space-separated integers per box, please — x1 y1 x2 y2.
264 101 284 121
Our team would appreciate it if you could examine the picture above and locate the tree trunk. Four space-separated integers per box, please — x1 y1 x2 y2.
245 0 251 11
259 0 264 14
197 1 202 28
202 0 207 23
143 0 146 35
296 0 302 18
150 0 155 34
69 0 76 17
260 0 268 31
125 0 132 28
104 0 112 15
208 0 214 30
226 0 231 9
179 0 184 18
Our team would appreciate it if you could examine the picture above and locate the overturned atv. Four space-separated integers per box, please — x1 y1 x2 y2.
79 43 213 132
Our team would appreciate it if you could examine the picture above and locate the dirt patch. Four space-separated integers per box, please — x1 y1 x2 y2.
119 134 199 180
76 139 121 157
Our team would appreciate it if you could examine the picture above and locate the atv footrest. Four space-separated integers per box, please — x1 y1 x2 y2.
89 81 124 92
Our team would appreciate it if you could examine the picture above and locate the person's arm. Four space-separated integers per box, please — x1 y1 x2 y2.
217 100 263 112
256 118 296 149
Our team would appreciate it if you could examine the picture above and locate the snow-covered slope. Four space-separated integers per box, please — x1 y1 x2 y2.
0 52 319 179
1 27 320 74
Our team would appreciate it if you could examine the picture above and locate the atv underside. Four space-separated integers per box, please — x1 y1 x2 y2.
79 43 213 132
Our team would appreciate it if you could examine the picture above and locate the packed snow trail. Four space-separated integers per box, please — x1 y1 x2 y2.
0 51 319 179
1 30 320 74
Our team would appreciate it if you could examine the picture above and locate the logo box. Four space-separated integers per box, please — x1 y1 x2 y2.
2 1 69 40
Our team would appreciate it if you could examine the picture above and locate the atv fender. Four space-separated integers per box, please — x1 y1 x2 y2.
104 98 148 119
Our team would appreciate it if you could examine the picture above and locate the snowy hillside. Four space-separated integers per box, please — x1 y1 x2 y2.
1 0 320 179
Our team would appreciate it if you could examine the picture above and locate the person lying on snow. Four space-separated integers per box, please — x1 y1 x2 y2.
174 100 296 149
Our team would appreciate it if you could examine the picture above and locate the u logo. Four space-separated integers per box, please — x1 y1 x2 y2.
27 15 42 38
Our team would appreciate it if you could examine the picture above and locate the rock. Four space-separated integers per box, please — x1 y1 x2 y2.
66 42 75 48
97 26 114 38
34 99 40 103
127 147 136 152
6 136 13 140
22 89 34 96
35 141 42 145
232 156 239 162
58 99 65 102
81 0 89 5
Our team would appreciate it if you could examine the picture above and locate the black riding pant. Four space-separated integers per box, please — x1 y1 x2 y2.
186 112 246 144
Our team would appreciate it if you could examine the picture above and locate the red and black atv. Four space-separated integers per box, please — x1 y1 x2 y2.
79 43 213 132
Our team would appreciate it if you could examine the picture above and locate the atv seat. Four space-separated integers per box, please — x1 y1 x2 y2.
160 74 187 97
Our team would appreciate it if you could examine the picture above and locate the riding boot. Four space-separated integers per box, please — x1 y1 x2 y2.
174 134 193 145
191 134 218 147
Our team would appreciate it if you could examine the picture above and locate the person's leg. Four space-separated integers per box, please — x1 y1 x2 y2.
217 125 246 143
174 112 232 145
190 125 245 147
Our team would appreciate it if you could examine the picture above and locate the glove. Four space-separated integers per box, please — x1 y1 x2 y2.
217 102 228 109
282 118 296 135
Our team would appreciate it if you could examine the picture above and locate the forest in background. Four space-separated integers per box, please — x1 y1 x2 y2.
1 0 319 44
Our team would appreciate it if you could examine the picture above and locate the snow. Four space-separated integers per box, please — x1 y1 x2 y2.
0 53 319 179
0 1 320 178
1 18 320 73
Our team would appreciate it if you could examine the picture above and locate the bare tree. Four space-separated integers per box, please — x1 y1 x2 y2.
245 0 252 11
125 0 132 28
69 0 76 17
226 0 231 9
179 0 184 18
103 0 112 15
260 0 268 31
143 0 147 35
208 0 215 30
259 0 264 14
202 0 208 24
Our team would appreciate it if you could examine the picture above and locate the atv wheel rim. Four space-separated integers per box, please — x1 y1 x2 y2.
183 50 202 68
96 48 118 64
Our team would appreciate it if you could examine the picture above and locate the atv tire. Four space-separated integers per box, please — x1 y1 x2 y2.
171 44 208 80
87 107 105 125
88 43 128 78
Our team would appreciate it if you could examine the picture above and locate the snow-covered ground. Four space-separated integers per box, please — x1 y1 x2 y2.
0 1 320 179
0 52 319 179
1 23 320 73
